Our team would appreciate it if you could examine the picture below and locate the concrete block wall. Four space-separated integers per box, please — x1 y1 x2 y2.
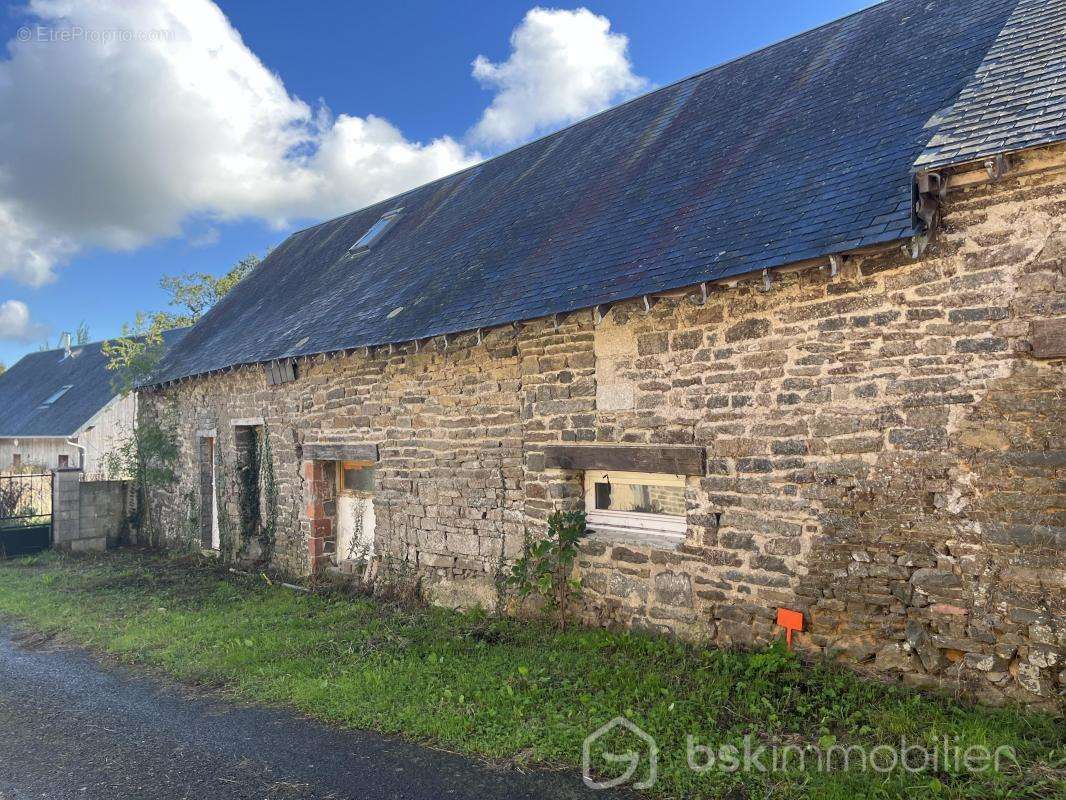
51 469 83 550
78 480 132 549
52 469 131 552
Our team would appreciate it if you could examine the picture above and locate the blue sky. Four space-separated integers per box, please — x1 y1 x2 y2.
0 0 871 368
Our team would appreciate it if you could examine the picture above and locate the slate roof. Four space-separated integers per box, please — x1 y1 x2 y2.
150 0 1062 387
0 329 187 437
915 0 1066 170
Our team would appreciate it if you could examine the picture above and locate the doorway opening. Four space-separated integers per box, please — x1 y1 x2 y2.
199 436 219 550
335 460 375 564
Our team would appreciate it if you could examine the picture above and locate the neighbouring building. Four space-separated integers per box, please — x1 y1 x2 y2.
0 330 186 476
143 0 1065 710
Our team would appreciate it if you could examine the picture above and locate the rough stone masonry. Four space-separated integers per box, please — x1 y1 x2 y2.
146 145 1065 711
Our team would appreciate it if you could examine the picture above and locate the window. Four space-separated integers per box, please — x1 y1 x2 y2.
40 385 73 407
12 454 21 467
338 461 375 494
58 455 69 468
348 208 402 255
584 470 686 546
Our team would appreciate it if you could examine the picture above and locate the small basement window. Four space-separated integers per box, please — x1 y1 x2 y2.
40 385 73 407
584 470 686 546
348 208 402 255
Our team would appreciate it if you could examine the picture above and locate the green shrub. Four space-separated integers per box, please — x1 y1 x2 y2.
507 510 588 629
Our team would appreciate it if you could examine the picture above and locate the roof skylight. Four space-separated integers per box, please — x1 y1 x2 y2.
40 385 73 407
348 208 403 256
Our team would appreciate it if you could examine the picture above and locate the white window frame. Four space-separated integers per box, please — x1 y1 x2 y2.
583 470 686 547
40 385 73 407
348 207 403 255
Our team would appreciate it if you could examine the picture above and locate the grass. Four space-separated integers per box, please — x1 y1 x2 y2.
0 550 1060 799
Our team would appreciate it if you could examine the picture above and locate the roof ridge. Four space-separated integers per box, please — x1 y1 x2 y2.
284 0 893 240
28 326 188 357
151 0 1030 386
29 339 106 357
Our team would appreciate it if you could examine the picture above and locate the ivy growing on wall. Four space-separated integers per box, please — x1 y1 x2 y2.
236 429 261 543
103 398 180 547
183 489 200 546
259 426 279 563
221 424 280 566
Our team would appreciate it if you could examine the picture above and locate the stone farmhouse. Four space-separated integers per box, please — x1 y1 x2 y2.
143 0 1065 709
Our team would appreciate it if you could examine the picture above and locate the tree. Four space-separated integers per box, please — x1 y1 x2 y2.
0 362 5 375
156 254 259 328
104 253 261 393
102 253 262 544
506 511 589 629
102 312 172 396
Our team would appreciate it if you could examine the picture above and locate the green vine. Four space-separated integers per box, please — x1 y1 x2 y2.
103 399 180 547
259 425 279 562
222 424 279 566
236 429 261 543
183 489 200 544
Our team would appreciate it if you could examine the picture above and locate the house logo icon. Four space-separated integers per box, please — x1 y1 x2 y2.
582 716 658 790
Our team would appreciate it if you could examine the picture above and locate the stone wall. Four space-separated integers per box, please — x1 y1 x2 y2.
147 331 527 579
147 148 1065 710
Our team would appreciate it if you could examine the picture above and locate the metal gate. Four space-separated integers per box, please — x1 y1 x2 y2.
0 472 53 558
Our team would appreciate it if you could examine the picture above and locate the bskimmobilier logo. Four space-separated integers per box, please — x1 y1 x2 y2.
582 716 658 790
581 717 1023 791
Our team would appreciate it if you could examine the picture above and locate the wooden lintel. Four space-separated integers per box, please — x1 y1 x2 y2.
302 442 379 462
543 444 705 475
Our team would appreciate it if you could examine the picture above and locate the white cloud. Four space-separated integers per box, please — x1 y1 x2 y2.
0 1 643 286
469 7 647 147
186 227 221 249
0 300 49 343
301 113 475 219
0 0 477 285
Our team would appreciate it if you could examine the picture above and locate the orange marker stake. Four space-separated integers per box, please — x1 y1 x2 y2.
776 608 804 649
